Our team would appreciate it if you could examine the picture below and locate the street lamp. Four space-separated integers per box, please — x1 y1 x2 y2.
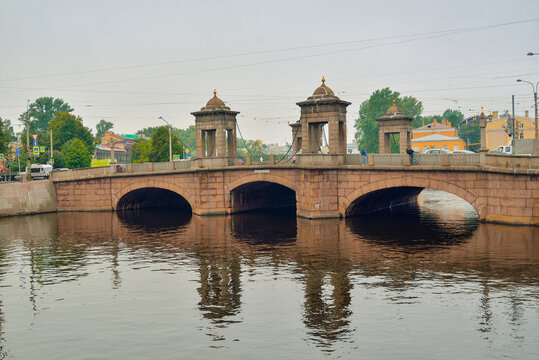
158 116 172 163
516 79 538 141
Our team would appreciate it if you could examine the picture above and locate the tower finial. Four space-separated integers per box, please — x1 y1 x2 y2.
481 106 484 115
213 89 217 96
321 76 325 84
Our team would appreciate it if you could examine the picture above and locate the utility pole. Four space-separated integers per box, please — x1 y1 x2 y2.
512 95 516 154
50 129 54 166
25 100 31 182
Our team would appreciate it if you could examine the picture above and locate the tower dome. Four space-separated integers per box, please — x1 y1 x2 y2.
202 89 230 110
312 76 335 96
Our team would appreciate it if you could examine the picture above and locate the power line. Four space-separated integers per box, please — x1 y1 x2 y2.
3 17 537 83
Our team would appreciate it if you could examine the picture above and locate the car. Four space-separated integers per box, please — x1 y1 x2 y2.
424 148 453 154
452 150 476 154
495 145 512 154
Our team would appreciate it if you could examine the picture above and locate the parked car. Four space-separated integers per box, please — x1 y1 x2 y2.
452 150 476 154
495 145 512 154
424 148 453 154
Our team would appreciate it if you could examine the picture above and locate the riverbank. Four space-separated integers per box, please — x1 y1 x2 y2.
0 180 57 217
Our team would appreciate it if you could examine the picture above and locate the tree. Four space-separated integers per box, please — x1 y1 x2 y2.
19 97 73 134
64 139 91 169
176 125 196 156
48 112 94 153
131 138 151 163
442 109 464 128
38 150 66 168
0 118 12 155
136 126 160 138
458 124 480 152
95 119 114 138
149 126 183 162
354 88 423 153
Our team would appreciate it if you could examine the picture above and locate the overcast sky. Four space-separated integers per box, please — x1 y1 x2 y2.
1 0 538 144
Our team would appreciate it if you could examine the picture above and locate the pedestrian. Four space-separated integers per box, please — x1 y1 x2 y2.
361 147 368 165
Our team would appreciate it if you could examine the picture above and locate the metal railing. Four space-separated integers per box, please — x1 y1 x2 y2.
448 153 480 166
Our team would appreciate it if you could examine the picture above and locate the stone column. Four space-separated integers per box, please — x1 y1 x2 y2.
479 111 488 153
302 121 312 154
339 121 346 154
198 130 206 157
227 128 237 158
400 130 408 153
216 125 226 157
207 131 215 157
328 119 339 154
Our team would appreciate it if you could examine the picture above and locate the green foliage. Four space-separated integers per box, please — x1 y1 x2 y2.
136 126 160 138
65 139 91 169
176 125 196 156
0 118 12 155
237 139 270 161
95 119 114 138
38 150 66 168
442 109 464 128
354 88 423 153
149 126 184 162
458 124 480 152
19 97 73 134
131 138 151 163
48 112 94 154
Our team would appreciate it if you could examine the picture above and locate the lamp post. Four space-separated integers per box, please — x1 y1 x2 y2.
516 79 538 141
158 116 172 163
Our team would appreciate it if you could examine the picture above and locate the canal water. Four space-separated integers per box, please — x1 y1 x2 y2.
0 189 537 359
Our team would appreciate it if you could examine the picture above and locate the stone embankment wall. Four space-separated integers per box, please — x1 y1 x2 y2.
0 180 57 217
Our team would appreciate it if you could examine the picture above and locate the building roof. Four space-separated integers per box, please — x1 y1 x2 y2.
412 133 462 142
415 121 453 131
95 144 126 152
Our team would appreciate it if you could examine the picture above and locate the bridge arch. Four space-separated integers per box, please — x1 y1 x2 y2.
226 174 297 214
340 175 483 219
113 179 195 212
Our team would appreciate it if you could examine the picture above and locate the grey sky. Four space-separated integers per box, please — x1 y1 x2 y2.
1 0 538 144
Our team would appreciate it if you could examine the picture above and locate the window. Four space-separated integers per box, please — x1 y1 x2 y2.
413 146 418 151
520 123 524 128
520 132 524 139
454 145 459 151
433 145 439 149
442 145 448 150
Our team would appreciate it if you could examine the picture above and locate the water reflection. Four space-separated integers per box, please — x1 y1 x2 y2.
0 191 537 357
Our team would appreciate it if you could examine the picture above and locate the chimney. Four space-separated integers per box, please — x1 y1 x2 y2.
525 110 529 117
492 111 498 120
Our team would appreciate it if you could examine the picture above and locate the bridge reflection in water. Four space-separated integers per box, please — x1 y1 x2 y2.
0 191 537 358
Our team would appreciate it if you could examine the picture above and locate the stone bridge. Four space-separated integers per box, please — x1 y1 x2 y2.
51 153 539 226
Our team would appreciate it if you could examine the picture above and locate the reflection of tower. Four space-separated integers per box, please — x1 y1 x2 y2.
0 247 10 359
302 266 353 348
197 253 242 323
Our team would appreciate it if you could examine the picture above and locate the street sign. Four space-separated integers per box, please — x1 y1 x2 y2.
0 154 3 160
40 147 45 153
173 155 180 161
15 148 20 155
185 149 189 153
33 147 39 155
33 140 38 147
49 157 54 165
32 134 38 141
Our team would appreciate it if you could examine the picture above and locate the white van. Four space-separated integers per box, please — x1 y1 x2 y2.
30 164 53 180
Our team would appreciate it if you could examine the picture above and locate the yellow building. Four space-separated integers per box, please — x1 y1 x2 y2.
412 118 466 151
486 111 536 150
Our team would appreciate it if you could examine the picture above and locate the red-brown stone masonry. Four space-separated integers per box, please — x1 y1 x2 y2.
52 167 537 224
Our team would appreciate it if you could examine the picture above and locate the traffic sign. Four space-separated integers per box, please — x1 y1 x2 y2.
49 157 54 165
32 134 38 141
0 154 3 160
15 148 20 156
40 147 45 153
173 155 180 161
185 148 189 153
33 147 39 155
33 140 38 147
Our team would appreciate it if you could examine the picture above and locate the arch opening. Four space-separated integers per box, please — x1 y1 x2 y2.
346 186 424 217
230 181 296 214
116 187 192 213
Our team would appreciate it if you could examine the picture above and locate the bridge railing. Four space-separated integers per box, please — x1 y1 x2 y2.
370 154 403 166
174 160 192 170
448 153 480 166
